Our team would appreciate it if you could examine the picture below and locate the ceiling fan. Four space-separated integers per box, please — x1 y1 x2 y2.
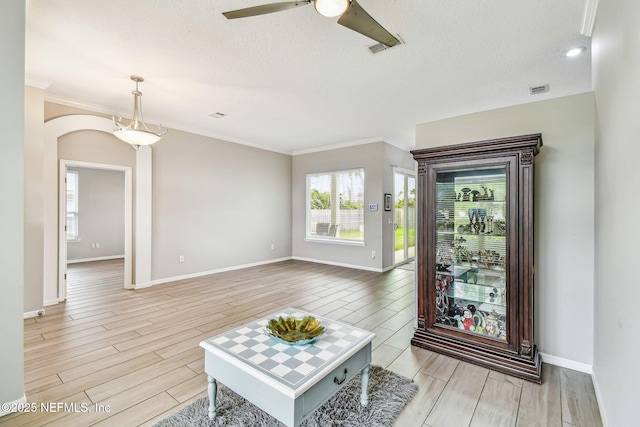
222 0 401 48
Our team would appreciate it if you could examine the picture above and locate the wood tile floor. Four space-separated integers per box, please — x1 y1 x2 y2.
2 259 602 426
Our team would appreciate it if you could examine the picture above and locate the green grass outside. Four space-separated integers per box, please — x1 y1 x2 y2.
395 227 415 251
334 228 415 250
338 230 364 239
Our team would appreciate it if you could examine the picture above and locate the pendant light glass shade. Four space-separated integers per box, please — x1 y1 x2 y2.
112 127 162 146
314 0 349 18
113 75 167 147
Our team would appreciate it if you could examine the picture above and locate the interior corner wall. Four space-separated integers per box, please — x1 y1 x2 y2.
292 142 385 271
0 0 26 411
24 85 45 313
591 0 640 425
415 92 595 367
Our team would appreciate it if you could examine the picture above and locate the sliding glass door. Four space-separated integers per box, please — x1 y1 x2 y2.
394 170 416 265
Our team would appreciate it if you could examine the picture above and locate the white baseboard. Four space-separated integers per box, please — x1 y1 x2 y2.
67 255 124 264
0 394 27 417
591 366 609 427
44 298 60 307
539 352 592 374
291 256 384 272
137 257 294 288
23 309 45 319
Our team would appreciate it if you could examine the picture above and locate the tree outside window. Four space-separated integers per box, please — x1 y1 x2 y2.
307 169 364 241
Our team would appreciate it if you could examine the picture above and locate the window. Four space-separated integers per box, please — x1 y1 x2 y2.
306 168 364 242
66 170 79 241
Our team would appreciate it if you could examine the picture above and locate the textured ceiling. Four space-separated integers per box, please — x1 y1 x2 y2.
26 0 592 154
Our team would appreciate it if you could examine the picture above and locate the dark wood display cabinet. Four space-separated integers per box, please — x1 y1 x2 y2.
410 134 542 383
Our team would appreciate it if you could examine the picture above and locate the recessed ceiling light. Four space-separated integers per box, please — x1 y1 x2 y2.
564 46 587 57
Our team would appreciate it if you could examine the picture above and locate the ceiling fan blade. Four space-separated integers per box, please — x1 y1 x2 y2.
337 0 400 47
223 1 311 19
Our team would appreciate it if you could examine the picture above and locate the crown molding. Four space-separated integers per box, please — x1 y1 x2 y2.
25 74 51 89
580 0 599 37
292 136 385 156
44 93 116 116
43 94 291 155
42 95 415 156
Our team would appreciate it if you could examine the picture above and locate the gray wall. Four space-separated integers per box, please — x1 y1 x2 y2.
58 130 137 169
151 129 292 280
415 92 595 367
292 141 415 271
24 85 45 313
67 167 125 261
53 122 293 283
0 0 25 410
592 1 640 425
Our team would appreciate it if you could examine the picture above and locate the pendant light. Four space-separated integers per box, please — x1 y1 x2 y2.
112 75 167 148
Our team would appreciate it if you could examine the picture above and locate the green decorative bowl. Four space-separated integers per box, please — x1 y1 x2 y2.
265 315 325 345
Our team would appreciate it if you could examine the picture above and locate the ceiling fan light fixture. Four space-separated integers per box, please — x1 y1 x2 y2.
314 0 348 18
113 75 167 148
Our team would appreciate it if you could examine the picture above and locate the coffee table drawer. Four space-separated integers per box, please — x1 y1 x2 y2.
301 343 371 417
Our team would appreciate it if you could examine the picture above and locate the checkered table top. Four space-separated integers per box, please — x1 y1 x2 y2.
203 308 375 390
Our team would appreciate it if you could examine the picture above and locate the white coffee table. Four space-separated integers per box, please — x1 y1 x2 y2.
199 308 375 427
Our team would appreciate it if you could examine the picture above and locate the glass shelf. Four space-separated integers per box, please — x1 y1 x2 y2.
434 165 508 341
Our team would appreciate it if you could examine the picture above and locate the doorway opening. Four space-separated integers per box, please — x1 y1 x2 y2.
58 160 133 300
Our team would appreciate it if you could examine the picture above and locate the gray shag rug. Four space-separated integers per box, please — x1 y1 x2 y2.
154 365 417 427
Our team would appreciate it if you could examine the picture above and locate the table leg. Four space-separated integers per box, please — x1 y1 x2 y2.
207 375 217 420
360 366 369 406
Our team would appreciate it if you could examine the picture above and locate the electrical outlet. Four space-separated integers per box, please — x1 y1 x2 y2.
271 244 275 250
371 250 376 259
95 243 100 248
91 243 95 249
179 255 185 263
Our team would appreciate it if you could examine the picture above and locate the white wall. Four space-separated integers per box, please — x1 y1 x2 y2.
0 0 25 413
591 1 640 425
415 92 595 368
67 167 125 261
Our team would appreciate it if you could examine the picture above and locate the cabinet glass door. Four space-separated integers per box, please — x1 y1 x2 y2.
434 166 507 341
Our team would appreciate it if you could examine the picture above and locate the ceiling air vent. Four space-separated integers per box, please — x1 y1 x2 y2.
530 84 549 95
366 36 403 54
368 42 389 54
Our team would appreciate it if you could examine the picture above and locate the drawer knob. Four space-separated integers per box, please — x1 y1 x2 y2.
333 368 348 385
